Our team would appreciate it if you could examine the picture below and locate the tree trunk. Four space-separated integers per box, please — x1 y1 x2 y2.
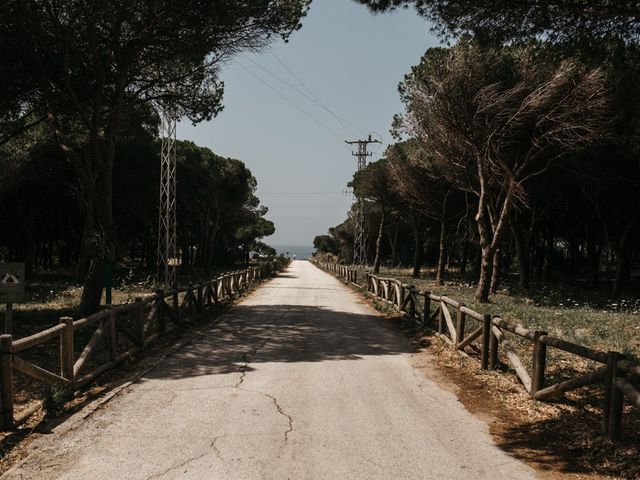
490 248 501 294
205 226 220 276
412 235 424 278
409 212 424 279
473 245 481 281
459 242 469 275
78 195 113 316
373 211 385 274
568 236 580 274
512 226 530 291
542 225 553 282
387 227 399 267
435 216 447 285
21 201 37 275
613 239 633 297
586 234 601 289
77 140 115 317
476 247 494 303
473 174 516 302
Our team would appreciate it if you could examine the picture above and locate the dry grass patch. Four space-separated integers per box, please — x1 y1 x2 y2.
359 266 640 360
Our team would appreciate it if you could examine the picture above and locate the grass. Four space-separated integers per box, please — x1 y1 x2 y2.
356 266 640 360
9 266 240 333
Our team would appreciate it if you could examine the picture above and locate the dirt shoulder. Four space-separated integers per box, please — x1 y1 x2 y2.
376 308 640 480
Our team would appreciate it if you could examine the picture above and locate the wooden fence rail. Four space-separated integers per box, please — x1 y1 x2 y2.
315 261 640 441
0 260 287 430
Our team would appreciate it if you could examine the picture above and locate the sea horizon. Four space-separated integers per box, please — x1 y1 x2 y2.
271 244 314 260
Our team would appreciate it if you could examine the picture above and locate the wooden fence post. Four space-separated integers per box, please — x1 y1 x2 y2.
407 286 416 324
456 304 466 349
4 303 12 335
481 314 491 370
603 351 624 439
107 308 117 362
0 334 14 429
197 284 204 312
173 289 180 322
531 331 547 398
212 281 219 304
155 290 166 335
187 284 195 317
135 297 145 349
438 303 445 334
60 316 74 382
489 318 499 370
423 292 431 329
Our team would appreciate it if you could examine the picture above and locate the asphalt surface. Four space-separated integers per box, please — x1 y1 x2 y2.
4 261 537 479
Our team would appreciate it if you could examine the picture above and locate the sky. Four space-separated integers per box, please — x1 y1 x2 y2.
178 0 441 247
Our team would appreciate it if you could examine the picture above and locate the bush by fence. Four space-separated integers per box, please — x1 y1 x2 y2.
315 261 640 441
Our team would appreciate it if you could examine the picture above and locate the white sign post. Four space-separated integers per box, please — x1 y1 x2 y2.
0 263 25 334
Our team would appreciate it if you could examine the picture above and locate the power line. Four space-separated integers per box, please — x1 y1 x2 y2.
242 54 365 139
266 205 348 209
242 55 357 137
236 61 346 142
260 191 347 195
271 52 369 138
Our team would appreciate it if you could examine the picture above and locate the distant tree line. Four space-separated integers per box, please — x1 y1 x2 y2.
317 34 640 302
0 123 275 278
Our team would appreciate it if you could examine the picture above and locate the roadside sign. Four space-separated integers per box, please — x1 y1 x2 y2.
0 263 25 303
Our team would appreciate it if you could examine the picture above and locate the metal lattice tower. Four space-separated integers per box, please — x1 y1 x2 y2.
346 135 381 266
157 109 178 288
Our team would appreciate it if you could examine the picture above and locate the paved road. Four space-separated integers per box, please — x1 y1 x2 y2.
4 261 536 480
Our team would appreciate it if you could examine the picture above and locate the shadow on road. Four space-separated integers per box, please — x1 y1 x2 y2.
142 304 414 382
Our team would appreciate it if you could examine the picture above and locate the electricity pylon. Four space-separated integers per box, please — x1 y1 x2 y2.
346 135 381 266
157 109 177 288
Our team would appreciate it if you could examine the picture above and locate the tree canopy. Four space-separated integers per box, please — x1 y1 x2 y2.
317 37 640 302
0 136 276 279
0 0 309 314
354 1 640 44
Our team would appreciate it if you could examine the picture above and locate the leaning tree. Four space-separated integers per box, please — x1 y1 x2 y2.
395 41 612 302
0 0 309 314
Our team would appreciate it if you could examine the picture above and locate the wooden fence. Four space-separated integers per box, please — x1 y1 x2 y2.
315 261 640 441
322 263 359 286
0 260 287 430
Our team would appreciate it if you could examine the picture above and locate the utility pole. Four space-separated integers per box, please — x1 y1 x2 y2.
346 135 381 266
157 109 178 288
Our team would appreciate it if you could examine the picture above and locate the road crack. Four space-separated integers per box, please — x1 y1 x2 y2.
235 335 271 387
264 392 294 443
144 450 210 480
211 435 225 461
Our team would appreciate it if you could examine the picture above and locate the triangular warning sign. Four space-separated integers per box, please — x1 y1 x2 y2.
1 273 19 285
